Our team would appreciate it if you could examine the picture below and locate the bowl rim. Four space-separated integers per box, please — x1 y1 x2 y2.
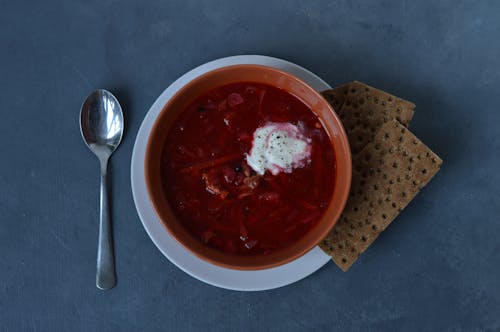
145 64 351 270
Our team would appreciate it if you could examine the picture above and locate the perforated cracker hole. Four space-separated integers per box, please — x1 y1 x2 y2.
361 236 367 242
341 258 347 264
422 169 428 174
382 214 387 219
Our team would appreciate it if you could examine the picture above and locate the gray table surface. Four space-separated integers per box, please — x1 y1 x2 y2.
1 1 499 331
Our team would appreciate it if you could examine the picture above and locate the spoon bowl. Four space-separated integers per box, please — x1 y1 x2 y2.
80 90 124 158
80 89 124 290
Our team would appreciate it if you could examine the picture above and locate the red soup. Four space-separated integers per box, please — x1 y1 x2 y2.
161 82 336 255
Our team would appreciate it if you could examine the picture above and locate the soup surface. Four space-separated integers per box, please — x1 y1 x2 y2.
161 82 336 255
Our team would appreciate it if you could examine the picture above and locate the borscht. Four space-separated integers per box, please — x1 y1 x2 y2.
161 82 336 255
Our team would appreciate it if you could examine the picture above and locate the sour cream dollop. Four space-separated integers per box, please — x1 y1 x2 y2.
246 122 311 175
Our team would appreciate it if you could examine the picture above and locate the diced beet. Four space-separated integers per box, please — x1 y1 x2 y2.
194 146 204 158
244 86 257 95
239 228 248 241
222 166 237 184
227 93 244 107
218 99 227 112
244 240 258 250
201 229 215 243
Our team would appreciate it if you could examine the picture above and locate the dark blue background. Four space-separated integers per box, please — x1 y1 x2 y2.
1 1 499 331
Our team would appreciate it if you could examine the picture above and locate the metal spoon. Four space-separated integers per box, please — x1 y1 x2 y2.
80 90 124 290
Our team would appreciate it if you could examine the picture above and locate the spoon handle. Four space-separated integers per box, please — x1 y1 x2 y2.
96 158 116 290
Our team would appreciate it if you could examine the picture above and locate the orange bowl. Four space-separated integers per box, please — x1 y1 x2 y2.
145 64 351 270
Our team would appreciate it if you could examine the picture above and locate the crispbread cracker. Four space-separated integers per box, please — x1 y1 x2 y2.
322 81 416 154
320 119 442 271
320 83 350 112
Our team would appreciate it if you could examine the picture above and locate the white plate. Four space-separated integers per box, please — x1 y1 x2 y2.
131 55 332 291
